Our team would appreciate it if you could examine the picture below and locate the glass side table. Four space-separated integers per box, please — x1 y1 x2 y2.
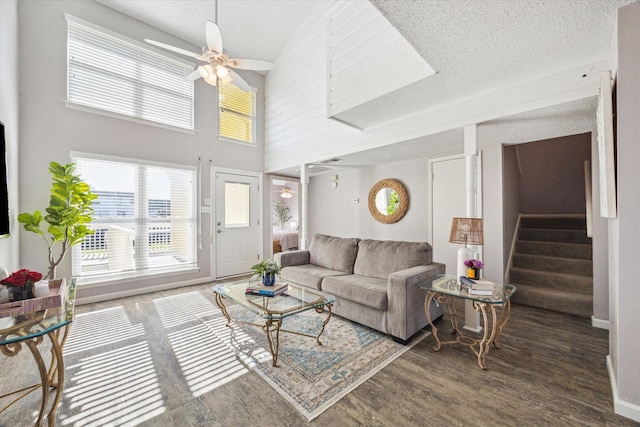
0 278 77 426
417 274 516 370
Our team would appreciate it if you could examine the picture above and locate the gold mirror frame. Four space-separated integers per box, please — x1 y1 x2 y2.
368 178 409 224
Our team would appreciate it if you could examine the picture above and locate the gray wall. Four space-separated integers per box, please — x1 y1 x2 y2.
612 0 640 414
0 0 20 271
17 1 265 301
308 158 430 243
590 132 609 325
517 133 591 214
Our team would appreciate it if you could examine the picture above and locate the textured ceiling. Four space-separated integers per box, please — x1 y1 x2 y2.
97 0 634 175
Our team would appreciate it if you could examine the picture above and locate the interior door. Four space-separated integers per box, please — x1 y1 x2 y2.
214 172 260 278
431 156 466 275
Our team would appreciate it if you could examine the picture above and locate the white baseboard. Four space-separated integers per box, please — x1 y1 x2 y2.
606 355 640 422
592 315 610 330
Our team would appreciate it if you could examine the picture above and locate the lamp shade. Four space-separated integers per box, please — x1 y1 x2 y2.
449 217 483 246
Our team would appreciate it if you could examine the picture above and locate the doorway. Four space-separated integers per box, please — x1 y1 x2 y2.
213 170 261 278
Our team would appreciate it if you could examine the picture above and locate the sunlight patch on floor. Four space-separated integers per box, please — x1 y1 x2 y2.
153 291 219 328
60 341 165 427
63 306 146 355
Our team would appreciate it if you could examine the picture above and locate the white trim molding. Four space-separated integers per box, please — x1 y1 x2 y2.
591 315 610 330
607 355 640 422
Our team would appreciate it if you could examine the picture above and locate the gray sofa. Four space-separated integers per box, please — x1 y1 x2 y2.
274 234 446 343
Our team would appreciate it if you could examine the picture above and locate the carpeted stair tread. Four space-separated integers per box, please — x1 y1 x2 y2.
511 283 592 318
510 267 592 294
512 253 592 276
519 228 591 244
515 240 592 259
520 216 587 230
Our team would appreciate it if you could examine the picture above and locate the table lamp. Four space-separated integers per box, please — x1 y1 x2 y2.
449 217 484 280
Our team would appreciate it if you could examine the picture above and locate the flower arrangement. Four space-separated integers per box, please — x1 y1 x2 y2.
250 259 282 278
1 269 43 288
464 259 484 270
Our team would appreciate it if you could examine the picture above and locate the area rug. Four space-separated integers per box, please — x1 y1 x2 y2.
197 306 429 421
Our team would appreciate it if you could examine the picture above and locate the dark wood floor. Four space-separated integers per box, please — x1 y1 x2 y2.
1 280 637 427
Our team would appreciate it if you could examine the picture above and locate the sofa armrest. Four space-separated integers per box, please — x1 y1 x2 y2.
275 250 310 267
386 262 446 340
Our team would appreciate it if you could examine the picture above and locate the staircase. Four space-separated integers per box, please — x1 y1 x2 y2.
509 216 593 318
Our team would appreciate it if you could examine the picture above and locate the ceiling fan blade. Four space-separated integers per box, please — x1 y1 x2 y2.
185 69 201 81
145 39 207 62
205 21 223 55
230 58 275 71
228 70 251 92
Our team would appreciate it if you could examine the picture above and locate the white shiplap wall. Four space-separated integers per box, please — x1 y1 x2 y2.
264 0 604 174
327 1 434 119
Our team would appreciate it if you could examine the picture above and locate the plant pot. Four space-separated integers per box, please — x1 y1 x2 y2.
262 273 276 286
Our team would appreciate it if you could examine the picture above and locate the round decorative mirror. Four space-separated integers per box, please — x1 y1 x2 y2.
368 178 409 224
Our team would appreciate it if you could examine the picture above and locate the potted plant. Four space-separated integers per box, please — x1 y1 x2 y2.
273 200 292 230
250 259 282 286
18 162 97 280
464 259 484 279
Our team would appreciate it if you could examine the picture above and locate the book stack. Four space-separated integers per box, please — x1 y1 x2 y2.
459 276 495 295
245 283 288 297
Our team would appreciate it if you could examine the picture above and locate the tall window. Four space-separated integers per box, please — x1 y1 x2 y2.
219 83 256 143
66 15 194 130
72 154 198 280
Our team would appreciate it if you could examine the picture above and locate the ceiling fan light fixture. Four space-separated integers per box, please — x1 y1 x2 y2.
216 65 230 79
220 75 233 85
204 74 217 86
280 187 293 198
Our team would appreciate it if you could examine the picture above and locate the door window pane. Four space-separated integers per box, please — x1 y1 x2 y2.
224 182 250 228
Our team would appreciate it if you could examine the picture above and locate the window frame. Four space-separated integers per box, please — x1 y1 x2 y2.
218 83 257 145
71 152 199 284
66 14 195 133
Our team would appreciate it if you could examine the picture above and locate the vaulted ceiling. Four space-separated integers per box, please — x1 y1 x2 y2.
98 0 635 171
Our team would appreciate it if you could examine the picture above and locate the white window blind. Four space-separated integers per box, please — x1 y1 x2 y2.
219 83 256 143
71 154 198 280
67 15 194 130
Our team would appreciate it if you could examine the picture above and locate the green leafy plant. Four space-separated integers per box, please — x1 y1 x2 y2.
250 259 282 279
18 162 98 280
273 200 292 230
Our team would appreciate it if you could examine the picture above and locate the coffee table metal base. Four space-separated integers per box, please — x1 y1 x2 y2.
215 292 333 367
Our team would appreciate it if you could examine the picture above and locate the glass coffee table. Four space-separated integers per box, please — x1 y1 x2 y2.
212 281 335 367
418 274 516 370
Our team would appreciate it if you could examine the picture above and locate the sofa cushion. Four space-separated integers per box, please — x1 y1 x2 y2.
280 265 348 290
309 234 360 274
353 239 432 280
321 274 388 310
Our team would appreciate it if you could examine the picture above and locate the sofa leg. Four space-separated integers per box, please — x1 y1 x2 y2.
392 336 411 345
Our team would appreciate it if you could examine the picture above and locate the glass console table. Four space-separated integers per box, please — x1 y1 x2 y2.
418 274 516 370
0 278 77 426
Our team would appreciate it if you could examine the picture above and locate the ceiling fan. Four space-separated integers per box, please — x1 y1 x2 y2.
274 181 297 199
145 18 275 92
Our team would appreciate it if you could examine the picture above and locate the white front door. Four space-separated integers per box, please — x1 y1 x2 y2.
214 171 260 278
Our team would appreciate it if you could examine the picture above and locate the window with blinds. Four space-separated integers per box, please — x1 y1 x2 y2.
71 154 198 280
219 83 256 143
67 15 194 130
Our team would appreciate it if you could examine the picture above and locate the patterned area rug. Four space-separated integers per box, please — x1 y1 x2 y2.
197 306 428 421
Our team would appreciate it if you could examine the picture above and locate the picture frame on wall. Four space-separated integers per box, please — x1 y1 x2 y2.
596 70 616 219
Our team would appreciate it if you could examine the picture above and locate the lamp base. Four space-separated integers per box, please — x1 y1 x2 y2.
457 247 473 281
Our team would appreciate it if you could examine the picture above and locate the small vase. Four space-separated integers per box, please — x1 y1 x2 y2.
8 286 34 302
467 268 479 279
262 273 276 286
